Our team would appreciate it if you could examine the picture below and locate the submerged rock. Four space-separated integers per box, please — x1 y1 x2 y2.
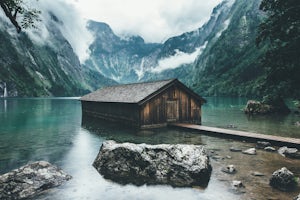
229 147 242 152
232 180 245 188
231 180 246 194
221 165 237 174
0 161 71 200
93 140 212 187
227 124 237 128
264 146 276 152
256 141 271 149
251 171 265 177
269 167 297 191
242 148 257 155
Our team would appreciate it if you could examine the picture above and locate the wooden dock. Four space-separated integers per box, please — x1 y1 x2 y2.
170 123 300 148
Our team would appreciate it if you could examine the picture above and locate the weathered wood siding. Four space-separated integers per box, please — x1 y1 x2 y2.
139 85 202 127
81 101 140 127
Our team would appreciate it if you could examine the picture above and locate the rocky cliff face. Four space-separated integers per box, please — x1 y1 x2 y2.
191 0 265 97
84 21 162 83
84 0 266 98
83 0 240 85
0 12 114 97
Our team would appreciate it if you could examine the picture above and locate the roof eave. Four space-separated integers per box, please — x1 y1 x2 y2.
137 79 206 106
137 79 177 106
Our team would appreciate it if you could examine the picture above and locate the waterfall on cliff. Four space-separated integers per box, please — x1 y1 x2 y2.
3 82 8 97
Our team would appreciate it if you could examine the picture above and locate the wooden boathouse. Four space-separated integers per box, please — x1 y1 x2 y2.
80 79 206 129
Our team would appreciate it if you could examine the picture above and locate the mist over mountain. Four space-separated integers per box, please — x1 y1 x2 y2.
86 0 266 98
1 0 269 97
0 2 115 97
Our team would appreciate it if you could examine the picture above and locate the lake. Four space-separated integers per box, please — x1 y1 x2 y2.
0 97 299 200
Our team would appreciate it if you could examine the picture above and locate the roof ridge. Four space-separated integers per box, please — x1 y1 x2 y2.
103 78 176 88
80 78 179 103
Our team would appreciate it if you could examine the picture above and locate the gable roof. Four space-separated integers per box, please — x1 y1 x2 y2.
80 79 205 105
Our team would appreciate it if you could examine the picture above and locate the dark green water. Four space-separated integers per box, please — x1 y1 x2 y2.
0 97 299 200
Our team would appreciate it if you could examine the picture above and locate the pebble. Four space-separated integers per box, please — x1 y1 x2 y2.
264 146 276 152
251 171 265 176
230 147 242 152
221 165 237 174
242 148 257 155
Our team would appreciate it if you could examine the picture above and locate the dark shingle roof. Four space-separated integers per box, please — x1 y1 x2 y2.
80 79 175 104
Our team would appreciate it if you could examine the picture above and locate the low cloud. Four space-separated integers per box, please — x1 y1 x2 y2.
150 41 208 73
23 0 93 63
67 0 222 43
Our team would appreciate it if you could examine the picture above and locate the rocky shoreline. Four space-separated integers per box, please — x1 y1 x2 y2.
208 139 300 199
1 140 300 200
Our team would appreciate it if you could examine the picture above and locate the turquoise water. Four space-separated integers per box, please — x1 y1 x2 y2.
0 97 299 200
202 97 300 138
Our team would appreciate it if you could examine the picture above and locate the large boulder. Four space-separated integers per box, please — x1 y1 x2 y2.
93 140 212 187
244 100 273 114
0 161 71 200
269 167 297 191
244 96 290 114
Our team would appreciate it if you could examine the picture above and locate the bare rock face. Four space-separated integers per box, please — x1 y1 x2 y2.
0 161 72 200
93 140 212 187
269 167 297 191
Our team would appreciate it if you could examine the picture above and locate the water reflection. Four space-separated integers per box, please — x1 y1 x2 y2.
0 98 81 174
43 127 238 200
203 97 300 138
3 99 7 112
1 98 300 200
82 116 204 145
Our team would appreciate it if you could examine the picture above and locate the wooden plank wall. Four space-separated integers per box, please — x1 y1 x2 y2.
139 85 202 126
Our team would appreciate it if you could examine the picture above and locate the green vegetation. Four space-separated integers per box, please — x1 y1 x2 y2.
256 0 300 99
191 0 265 97
190 0 299 102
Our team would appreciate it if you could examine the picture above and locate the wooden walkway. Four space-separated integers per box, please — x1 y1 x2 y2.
170 123 300 148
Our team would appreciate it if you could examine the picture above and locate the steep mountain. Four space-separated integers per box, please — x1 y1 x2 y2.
158 0 235 59
84 21 162 83
84 0 268 98
140 0 236 82
1 0 267 98
191 0 266 97
84 0 241 86
0 13 114 97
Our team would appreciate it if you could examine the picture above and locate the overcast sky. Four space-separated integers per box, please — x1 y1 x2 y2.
65 0 223 43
